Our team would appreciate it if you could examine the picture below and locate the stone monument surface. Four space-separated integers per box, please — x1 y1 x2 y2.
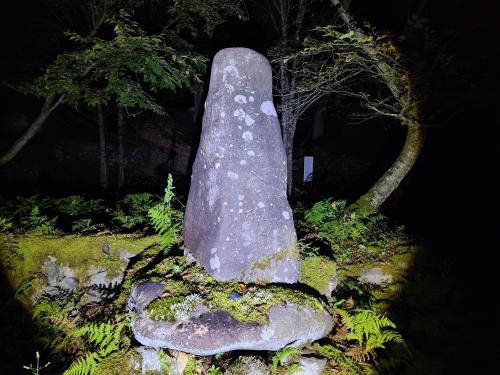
183 47 298 283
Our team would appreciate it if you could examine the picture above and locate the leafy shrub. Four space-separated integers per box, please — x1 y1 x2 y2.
0 216 13 232
113 193 156 230
302 199 408 264
54 196 105 217
21 206 58 235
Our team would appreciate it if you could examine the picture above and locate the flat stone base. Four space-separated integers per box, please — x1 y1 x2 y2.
128 281 332 355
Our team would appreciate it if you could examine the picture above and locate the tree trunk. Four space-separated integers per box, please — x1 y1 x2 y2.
352 125 426 212
0 94 64 166
97 104 108 191
117 107 125 188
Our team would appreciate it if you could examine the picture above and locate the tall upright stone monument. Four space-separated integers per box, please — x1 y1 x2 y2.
128 48 332 355
183 47 298 283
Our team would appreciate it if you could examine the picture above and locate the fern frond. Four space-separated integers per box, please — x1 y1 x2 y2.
63 352 100 375
148 174 183 252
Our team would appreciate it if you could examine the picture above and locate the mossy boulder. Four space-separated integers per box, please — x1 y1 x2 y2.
128 279 333 355
0 234 159 303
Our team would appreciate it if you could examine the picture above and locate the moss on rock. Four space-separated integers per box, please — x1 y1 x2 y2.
0 234 159 296
299 256 336 295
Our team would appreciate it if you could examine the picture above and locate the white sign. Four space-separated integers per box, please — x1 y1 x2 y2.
303 156 313 183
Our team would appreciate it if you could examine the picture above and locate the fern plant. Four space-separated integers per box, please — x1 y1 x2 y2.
302 198 408 264
113 193 156 230
334 302 406 362
148 174 183 252
63 319 129 375
270 347 301 373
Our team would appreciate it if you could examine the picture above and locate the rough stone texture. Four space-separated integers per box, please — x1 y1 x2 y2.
41 256 78 296
227 356 270 375
128 281 332 355
295 356 327 375
358 267 393 285
130 346 165 374
85 267 125 303
184 47 298 283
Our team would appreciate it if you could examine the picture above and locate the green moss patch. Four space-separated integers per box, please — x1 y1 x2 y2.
0 234 159 292
299 256 336 294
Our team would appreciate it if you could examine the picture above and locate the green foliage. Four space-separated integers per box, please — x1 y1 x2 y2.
311 343 375 375
28 10 206 115
270 347 301 373
297 239 320 257
207 364 225 375
148 174 183 252
335 301 406 361
21 206 58 235
183 356 202 375
0 216 13 232
54 196 105 217
22 352 51 375
63 319 130 375
169 0 247 37
113 193 156 230
303 199 407 264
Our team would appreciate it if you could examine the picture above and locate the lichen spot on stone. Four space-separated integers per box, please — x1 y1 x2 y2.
260 101 277 117
240 159 247 165
282 211 290 220
195 324 209 336
210 255 220 270
220 111 226 118
238 194 244 200
215 162 221 169
247 150 255 156
227 171 239 180
242 131 253 141
257 202 265 208
249 95 255 102
223 65 239 82
233 108 245 119
210 248 217 254
244 115 255 126
234 95 247 104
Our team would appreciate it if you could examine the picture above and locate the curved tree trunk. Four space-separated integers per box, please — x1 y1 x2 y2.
0 94 64 166
353 125 426 212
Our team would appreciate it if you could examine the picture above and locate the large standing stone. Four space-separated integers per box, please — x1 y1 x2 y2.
184 48 298 283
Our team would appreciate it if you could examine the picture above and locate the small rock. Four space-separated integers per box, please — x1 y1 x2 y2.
227 356 270 375
229 291 243 301
294 356 327 375
358 267 393 285
131 346 167 374
128 281 166 314
169 350 190 375
117 249 135 262
41 257 78 296
101 243 111 255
